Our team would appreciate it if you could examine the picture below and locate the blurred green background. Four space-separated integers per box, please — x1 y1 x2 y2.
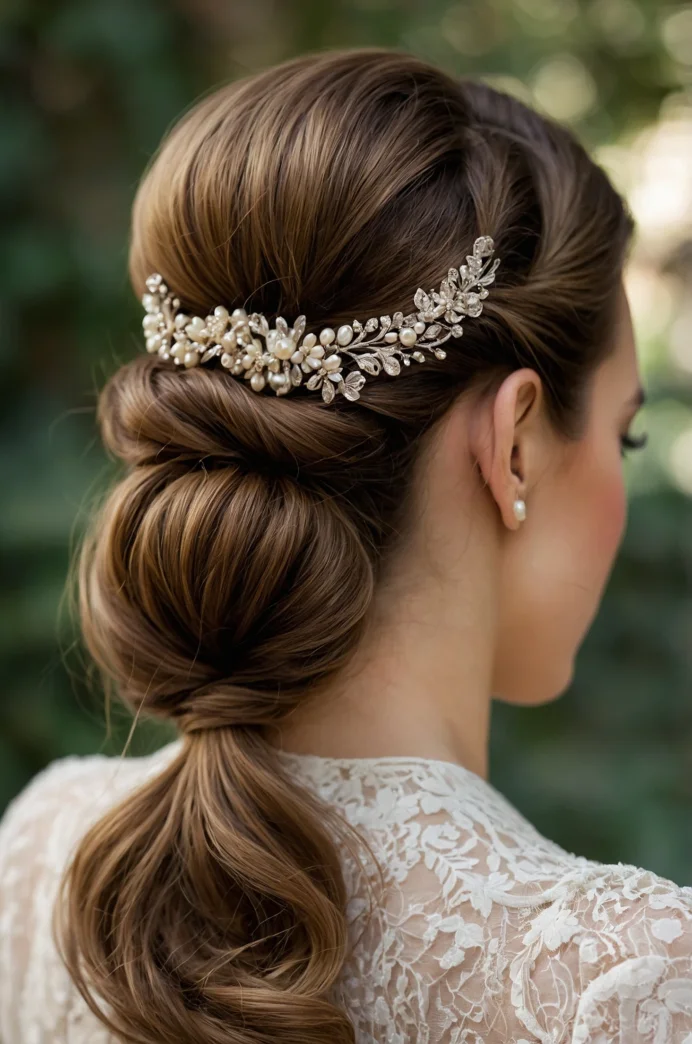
2 0 692 880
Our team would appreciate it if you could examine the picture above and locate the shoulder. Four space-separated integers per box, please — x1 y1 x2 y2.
0 738 184 889
0 740 182 866
0 740 183 1044
309 757 692 1043
515 860 692 1044
413 766 692 1043
416 774 692 1043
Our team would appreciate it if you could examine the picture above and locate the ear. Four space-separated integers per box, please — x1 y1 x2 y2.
469 369 545 530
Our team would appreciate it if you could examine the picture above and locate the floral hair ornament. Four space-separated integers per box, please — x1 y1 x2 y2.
141 234 500 404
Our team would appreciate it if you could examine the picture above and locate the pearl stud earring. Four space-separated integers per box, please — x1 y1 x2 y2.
513 498 526 523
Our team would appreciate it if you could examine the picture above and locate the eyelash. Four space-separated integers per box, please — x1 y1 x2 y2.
620 431 648 458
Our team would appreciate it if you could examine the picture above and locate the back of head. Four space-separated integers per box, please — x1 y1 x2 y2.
56 48 634 1044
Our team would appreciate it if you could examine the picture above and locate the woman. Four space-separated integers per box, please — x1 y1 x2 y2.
1 47 690 1044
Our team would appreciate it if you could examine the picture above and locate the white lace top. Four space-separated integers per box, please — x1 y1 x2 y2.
2 738 692 1044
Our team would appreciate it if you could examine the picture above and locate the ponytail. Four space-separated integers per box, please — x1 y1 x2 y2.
57 728 354 1042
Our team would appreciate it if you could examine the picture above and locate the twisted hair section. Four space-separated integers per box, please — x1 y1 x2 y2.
56 48 634 1044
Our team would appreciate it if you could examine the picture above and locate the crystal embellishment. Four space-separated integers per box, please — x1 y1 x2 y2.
141 235 500 404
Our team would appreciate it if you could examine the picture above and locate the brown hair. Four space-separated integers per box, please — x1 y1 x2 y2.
55 48 634 1044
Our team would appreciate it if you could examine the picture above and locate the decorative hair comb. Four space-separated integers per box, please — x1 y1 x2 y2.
141 234 500 404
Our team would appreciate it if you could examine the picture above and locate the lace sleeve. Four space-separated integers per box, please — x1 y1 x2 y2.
570 953 692 1043
567 869 692 1044
0 755 128 1044
511 864 692 1044
0 759 87 1042
391 843 692 1043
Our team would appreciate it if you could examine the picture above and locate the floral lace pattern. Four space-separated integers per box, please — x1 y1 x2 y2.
2 739 692 1043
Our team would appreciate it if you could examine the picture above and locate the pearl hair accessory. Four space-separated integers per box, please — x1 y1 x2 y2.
141 234 500 404
513 498 527 523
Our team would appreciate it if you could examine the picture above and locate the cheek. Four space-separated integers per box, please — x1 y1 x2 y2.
578 447 628 571
493 445 627 705
548 443 628 642
535 441 627 609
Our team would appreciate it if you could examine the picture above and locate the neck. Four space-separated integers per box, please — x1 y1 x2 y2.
276 544 497 780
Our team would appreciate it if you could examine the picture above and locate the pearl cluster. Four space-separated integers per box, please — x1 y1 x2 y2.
141 235 500 404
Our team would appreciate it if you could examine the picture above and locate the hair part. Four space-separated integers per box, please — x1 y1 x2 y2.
56 47 634 1044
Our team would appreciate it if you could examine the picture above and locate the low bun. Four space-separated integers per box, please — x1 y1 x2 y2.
85 355 378 731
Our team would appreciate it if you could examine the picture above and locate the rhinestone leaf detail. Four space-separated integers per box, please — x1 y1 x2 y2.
141 235 500 403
